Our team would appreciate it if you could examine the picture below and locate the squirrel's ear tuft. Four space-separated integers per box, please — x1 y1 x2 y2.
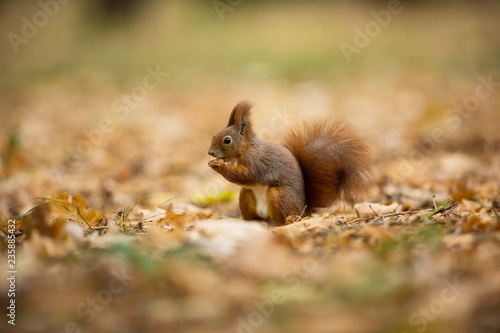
227 101 252 134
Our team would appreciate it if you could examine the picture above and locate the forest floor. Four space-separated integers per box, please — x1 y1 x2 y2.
1 1 500 333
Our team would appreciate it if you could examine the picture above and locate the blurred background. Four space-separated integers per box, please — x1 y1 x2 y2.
1 1 500 332
1 0 499 210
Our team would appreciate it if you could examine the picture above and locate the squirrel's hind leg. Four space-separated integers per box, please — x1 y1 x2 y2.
267 187 304 226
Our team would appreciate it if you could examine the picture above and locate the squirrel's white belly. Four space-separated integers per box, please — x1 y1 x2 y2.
249 185 269 219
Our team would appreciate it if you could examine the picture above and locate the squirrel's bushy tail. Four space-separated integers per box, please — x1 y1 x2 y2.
283 119 373 210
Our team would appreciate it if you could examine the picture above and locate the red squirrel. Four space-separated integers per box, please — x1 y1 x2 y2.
208 101 373 226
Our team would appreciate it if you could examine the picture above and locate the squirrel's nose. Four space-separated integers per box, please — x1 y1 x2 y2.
208 149 216 157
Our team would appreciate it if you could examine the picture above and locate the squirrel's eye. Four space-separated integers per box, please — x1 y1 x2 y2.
223 136 232 144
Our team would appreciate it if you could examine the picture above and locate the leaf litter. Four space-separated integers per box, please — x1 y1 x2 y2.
1 3 500 332
2 169 499 333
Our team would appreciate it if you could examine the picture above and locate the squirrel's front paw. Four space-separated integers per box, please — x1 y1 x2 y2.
208 158 225 169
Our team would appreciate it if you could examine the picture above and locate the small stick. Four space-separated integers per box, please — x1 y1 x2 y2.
369 204 383 218
419 198 452 222
346 209 427 224
346 201 458 225
300 205 308 218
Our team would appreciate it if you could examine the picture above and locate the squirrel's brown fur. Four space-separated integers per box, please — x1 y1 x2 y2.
283 119 372 211
208 101 372 226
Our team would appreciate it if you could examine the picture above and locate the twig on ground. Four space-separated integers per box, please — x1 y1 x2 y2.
346 199 457 225
419 198 452 222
